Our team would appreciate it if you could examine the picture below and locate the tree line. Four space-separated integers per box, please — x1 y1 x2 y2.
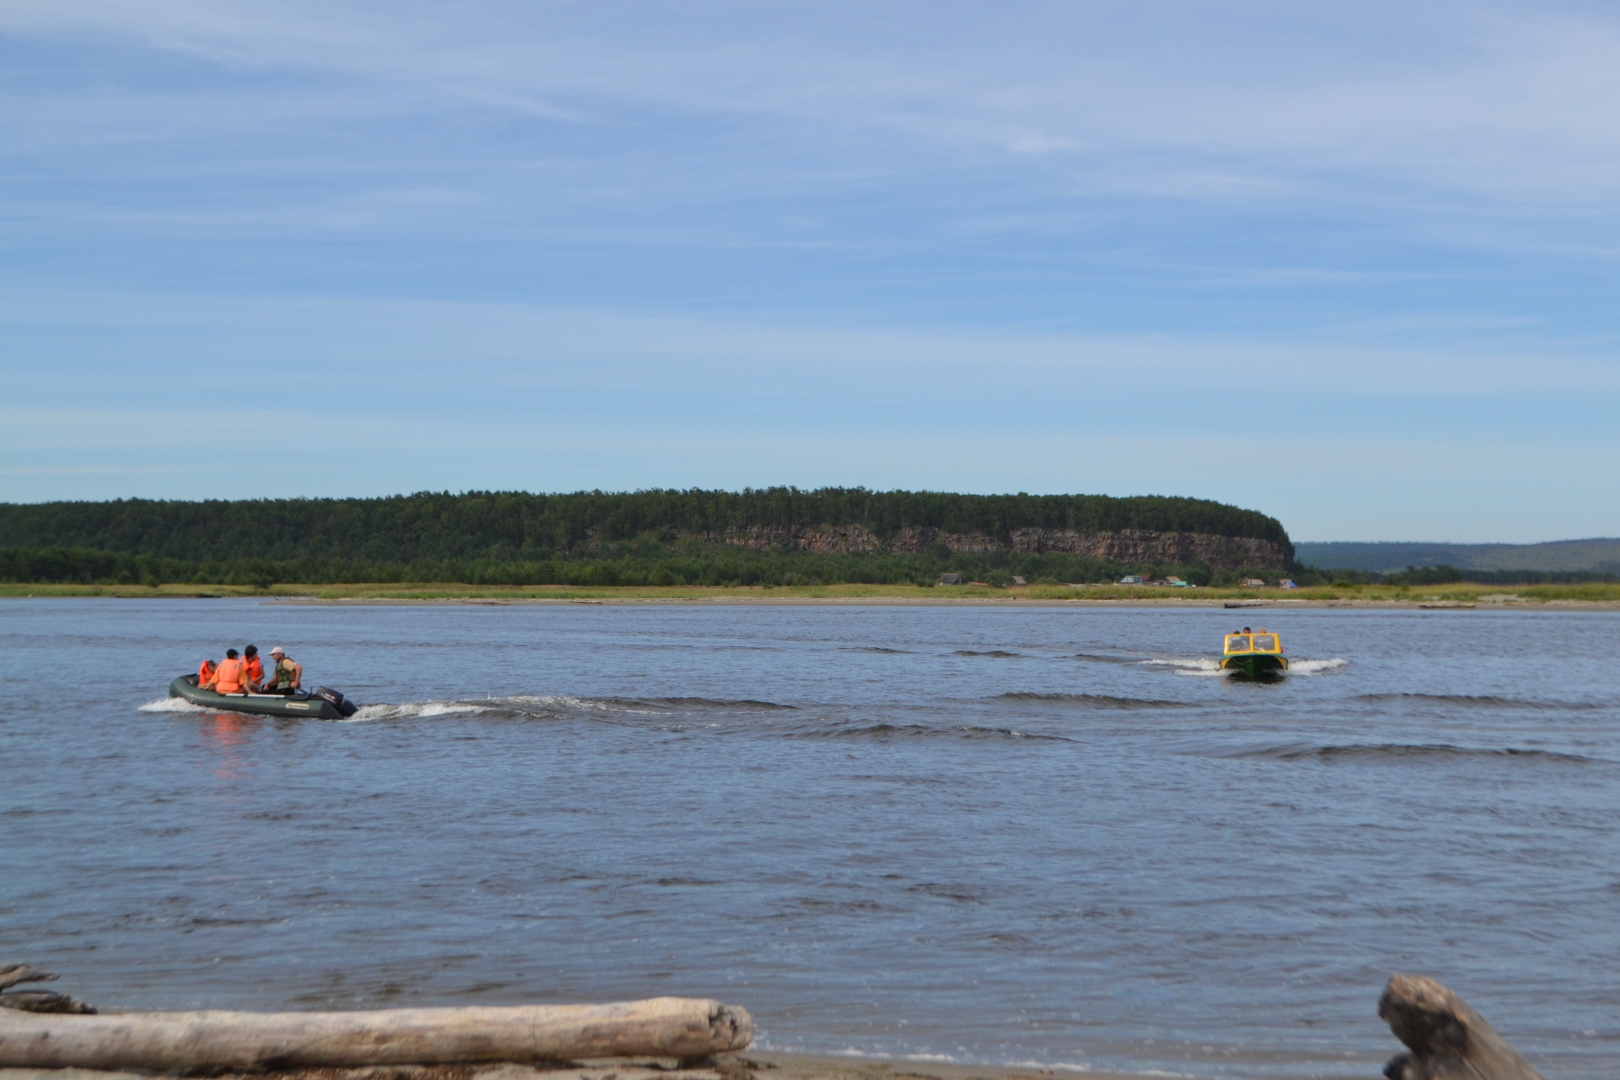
0 488 1292 564
0 545 1282 589
1290 564 1619 586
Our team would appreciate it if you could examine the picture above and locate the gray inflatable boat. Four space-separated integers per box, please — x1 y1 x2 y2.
168 675 358 719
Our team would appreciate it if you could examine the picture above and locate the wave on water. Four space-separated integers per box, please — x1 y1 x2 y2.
1140 656 1226 678
1139 656 1347 677
347 701 494 722
1072 652 1144 665
783 721 1075 742
1357 692 1604 710
954 649 1023 658
138 697 205 713
1287 657 1348 675
996 692 1194 709
843 646 911 654
623 696 797 710
345 693 797 723
1222 742 1598 764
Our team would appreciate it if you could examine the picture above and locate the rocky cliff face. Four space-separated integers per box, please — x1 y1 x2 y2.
702 525 1290 571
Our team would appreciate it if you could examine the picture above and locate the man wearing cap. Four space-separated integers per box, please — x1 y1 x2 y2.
262 647 303 695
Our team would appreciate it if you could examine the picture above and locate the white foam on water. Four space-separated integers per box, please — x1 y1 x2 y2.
344 695 658 723
138 697 206 713
825 1050 961 1063
345 701 492 722
508 694 608 711
508 694 665 716
1290 657 1349 675
1141 656 1227 677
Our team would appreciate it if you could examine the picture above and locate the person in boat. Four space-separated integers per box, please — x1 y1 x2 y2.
242 645 264 692
203 649 247 694
198 657 218 685
260 646 303 695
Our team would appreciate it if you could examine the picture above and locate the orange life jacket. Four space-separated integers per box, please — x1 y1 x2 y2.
244 656 263 687
199 659 217 684
214 657 244 694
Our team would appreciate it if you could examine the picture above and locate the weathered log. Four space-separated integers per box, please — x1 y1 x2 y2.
0 990 97 1014
0 997 752 1072
1379 974 1542 1080
0 964 57 992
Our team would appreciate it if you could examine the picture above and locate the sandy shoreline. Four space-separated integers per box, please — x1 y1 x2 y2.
0 1048 1371 1080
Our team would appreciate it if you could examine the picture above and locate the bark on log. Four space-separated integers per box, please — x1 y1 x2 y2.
1379 974 1542 1080
0 997 752 1072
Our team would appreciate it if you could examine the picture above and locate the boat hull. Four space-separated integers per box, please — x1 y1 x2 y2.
1220 654 1288 678
168 676 349 719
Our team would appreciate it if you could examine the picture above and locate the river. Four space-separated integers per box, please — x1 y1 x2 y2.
2 599 1615 1077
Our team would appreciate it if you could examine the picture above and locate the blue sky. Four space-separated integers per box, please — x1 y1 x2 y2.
4 2 1619 541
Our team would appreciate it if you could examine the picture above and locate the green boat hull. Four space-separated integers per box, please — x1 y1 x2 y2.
1220 654 1288 679
168 675 352 719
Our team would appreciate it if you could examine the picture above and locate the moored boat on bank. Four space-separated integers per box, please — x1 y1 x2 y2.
168 675 359 719
1221 629 1287 678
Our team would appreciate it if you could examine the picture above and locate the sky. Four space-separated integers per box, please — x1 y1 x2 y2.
3 2 1620 541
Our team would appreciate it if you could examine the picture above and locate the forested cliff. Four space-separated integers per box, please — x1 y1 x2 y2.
0 488 1293 586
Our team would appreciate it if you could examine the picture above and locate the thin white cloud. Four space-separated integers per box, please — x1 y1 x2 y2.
6 1 1620 206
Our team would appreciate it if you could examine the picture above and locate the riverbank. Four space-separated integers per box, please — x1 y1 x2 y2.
3 581 1618 606
0 1048 1359 1080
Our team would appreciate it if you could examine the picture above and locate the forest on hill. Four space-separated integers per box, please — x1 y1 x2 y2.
0 488 1293 587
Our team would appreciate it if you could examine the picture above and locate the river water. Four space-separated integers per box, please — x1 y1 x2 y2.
2 599 1616 1078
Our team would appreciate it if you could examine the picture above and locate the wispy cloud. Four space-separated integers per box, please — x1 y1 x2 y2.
3 3 1619 538
9 1 1620 204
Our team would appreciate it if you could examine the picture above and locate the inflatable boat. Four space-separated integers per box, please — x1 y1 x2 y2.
168 675 359 719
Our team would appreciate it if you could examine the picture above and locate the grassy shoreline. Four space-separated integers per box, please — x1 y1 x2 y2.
4 581 1618 605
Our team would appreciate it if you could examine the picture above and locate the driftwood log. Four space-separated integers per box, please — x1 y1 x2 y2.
0 963 96 1015
0 997 753 1072
1379 974 1542 1080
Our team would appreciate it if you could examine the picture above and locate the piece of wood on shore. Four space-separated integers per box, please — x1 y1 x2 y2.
1379 974 1542 1080
0 965 58 994
0 997 752 1073
0 964 96 1015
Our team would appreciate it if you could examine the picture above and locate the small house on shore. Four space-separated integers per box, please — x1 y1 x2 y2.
938 573 964 585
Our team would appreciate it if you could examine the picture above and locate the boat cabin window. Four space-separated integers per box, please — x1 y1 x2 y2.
1252 634 1277 652
1224 634 1251 652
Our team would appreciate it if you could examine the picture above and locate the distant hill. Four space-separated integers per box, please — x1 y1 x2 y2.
0 488 1294 586
1295 539 1620 574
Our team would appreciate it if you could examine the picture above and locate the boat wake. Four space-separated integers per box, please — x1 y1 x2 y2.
995 692 1194 709
1140 656 1225 677
1140 656 1347 677
1287 657 1348 675
780 721 1074 742
1357 691 1603 710
138 697 206 713
1219 741 1599 764
343 694 798 723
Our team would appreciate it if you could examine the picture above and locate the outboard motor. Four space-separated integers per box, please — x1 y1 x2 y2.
315 686 359 718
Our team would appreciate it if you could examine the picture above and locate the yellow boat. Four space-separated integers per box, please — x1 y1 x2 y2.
1221 628 1287 678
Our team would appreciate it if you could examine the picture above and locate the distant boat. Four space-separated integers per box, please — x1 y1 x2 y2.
1220 629 1287 678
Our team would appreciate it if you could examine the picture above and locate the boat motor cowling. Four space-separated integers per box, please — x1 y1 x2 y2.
315 686 359 717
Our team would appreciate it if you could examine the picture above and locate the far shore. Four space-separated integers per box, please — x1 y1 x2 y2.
3 581 1617 607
